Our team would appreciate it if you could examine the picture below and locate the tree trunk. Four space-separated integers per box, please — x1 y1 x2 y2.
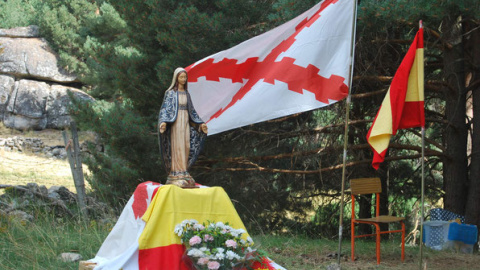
379 175 389 237
358 194 372 235
465 20 480 231
442 15 468 215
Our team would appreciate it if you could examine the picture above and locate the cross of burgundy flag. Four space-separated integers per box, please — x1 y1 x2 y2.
185 0 355 135
366 26 425 170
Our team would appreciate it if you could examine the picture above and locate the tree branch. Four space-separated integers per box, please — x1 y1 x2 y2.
196 150 442 174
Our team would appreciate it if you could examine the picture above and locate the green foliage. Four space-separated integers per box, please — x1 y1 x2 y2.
0 0 43 28
69 94 161 208
37 1 104 76
358 0 479 29
268 0 318 24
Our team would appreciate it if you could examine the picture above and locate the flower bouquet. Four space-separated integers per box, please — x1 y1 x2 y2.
175 219 264 270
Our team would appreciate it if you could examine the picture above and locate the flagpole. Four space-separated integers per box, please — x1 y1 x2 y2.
419 126 425 269
337 0 358 265
418 20 425 270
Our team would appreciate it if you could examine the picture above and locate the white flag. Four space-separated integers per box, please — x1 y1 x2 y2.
186 0 354 135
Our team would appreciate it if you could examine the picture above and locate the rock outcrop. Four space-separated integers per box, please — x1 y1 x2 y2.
0 25 94 130
0 136 68 159
0 182 116 221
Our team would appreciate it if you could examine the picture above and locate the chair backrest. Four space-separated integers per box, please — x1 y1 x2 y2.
350 178 382 218
350 177 382 195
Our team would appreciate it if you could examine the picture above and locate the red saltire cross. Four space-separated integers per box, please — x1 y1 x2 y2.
186 0 348 123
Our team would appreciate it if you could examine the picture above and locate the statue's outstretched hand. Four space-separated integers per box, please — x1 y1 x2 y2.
200 124 208 134
159 122 167 133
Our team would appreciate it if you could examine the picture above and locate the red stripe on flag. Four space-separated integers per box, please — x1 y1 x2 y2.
398 101 425 129
371 148 388 171
138 244 189 270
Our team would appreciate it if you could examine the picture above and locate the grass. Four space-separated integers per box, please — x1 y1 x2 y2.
0 210 110 270
1 214 479 270
255 235 480 270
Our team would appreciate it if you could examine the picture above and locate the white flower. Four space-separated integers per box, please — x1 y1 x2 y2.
216 248 225 254
214 252 225 260
230 228 245 237
215 221 225 229
193 223 205 231
187 219 199 225
225 250 241 260
246 236 254 245
187 248 205 258
174 225 183 236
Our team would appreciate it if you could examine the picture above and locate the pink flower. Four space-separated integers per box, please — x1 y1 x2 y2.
225 239 237 248
189 235 202 246
207 261 220 270
203 234 214 242
197 257 209 265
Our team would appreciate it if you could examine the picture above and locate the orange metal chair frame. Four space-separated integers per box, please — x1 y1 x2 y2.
350 178 405 264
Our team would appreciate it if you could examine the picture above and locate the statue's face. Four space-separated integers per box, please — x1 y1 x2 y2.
178 72 187 86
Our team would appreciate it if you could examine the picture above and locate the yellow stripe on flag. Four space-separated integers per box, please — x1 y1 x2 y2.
368 90 393 154
405 48 424 102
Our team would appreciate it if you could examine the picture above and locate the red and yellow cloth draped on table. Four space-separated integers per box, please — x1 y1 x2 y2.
366 27 425 170
138 185 249 270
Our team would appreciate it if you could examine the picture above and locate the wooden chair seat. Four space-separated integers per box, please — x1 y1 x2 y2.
355 215 405 223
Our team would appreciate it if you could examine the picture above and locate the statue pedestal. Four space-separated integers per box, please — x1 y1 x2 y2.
81 183 284 270
82 183 247 269
138 185 248 269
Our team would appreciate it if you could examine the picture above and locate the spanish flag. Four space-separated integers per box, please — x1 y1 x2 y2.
367 26 424 170
138 185 250 270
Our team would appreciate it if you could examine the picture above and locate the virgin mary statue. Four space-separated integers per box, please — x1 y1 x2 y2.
158 67 207 188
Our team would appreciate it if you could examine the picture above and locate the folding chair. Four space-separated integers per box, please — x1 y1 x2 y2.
350 177 405 264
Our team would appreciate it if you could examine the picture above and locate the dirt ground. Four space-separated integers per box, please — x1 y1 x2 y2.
0 126 92 192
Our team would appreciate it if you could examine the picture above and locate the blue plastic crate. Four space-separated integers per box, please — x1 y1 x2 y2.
448 223 478 245
423 221 450 250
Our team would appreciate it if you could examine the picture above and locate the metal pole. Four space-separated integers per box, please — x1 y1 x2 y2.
337 0 358 265
419 126 425 270
418 20 425 270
